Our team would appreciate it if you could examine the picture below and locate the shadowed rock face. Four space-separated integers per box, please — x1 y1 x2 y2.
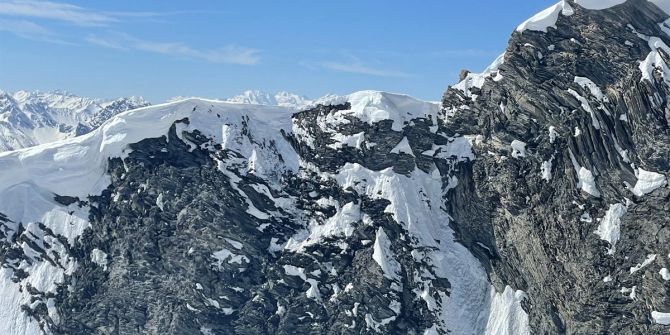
442 1 670 333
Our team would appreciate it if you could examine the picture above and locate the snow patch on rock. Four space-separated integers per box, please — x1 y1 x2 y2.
485 286 530 335
213 248 249 267
541 158 553 181
372 227 401 280
285 201 361 251
390 136 414 156
90 248 108 270
660 268 670 280
652 311 670 325
629 254 657 274
630 168 666 196
594 203 627 254
453 53 505 99
511 140 526 158
639 37 670 84
549 126 558 143
567 88 601 130
311 91 440 132
574 76 608 101
578 167 600 197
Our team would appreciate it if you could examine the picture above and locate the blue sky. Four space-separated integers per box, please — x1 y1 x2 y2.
0 0 556 102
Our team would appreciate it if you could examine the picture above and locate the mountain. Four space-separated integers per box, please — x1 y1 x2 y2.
1 0 670 334
0 90 149 152
445 0 670 333
226 90 312 110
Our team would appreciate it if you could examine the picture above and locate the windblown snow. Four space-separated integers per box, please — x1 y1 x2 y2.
516 1 573 33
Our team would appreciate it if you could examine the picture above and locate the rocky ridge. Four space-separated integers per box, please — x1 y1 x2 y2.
444 0 670 333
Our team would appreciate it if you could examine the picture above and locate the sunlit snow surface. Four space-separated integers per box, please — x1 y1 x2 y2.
516 0 670 34
516 1 573 33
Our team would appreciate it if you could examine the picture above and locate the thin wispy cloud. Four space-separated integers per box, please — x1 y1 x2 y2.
0 1 260 65
0 1 227 26
319 61 411 77
88 33 261 65
85 35 127 50
0 1 116 26
105 10 230 19
0 19 71 44
307 51 412 78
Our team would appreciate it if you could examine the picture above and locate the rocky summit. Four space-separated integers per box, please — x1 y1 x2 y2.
1 1 670 334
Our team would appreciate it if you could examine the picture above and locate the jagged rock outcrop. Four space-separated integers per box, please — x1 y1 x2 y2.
443 0 670 333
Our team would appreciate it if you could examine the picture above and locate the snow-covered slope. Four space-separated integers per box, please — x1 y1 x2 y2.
0 90 149 152
0 98 295 201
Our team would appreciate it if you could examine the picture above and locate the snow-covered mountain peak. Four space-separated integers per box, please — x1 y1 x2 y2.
0 97 296 198
0 88 445 222
1 90 439 193
226 90 275 105
226 90 312 110
516 0 670 34
0 89 150 152
309 90 441 131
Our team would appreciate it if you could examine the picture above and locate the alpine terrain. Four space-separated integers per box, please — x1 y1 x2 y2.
225 90 314 110
0 90 149 152
1 0 670 334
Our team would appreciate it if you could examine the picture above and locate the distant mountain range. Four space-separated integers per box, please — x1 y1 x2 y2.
0 89 322 152
225 90 313 110
0 90 149 152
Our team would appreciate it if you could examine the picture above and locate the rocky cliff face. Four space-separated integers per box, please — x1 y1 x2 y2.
1 1 670 334
443 0 670 333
